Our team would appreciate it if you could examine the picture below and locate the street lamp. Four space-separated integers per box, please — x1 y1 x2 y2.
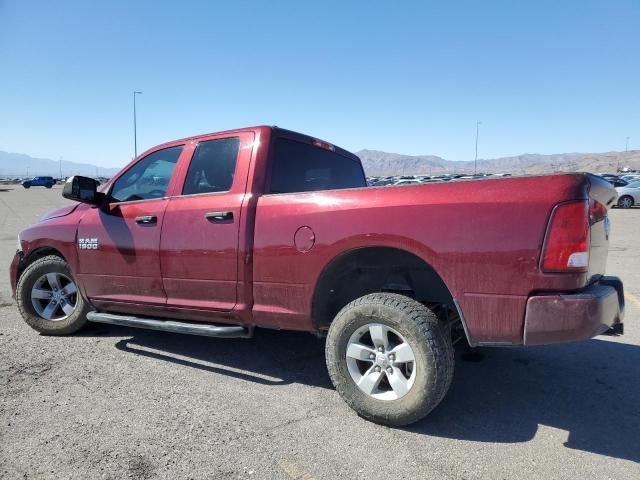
474 121 482 175
133 91 143 158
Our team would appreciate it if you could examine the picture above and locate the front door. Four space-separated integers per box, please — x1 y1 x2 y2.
160 133 253 311
76 145 185 305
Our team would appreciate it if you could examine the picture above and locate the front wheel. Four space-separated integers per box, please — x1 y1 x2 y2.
16 255 89 335
23 184 30 189
618 196 634 209
325 293 454 426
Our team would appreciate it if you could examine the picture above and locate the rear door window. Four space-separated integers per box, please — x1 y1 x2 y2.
182 137 240 195
269 138 366 194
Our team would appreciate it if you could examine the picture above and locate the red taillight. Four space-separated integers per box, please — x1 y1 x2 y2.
542 201 590 272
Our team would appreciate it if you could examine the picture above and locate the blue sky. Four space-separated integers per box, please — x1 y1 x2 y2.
1 0 639 167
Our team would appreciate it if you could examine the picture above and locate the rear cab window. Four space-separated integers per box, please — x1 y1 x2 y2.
269 134 366 194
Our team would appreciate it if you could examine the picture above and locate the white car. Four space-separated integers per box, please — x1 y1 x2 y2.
615 180 640 209
621 174 640 183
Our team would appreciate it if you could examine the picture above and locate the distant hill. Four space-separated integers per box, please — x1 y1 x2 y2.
2 147 639 180
357 149 640 176
0 151 121 178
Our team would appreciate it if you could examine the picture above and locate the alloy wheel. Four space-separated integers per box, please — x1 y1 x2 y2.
345 323 417 400
30 272 79 321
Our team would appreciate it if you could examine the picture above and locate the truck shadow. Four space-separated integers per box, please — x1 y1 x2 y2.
408 339 640 464
94 324 639 463
98 325 332 389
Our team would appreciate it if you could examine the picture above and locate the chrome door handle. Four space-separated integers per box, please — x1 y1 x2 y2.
135 215 157 225
205 211 234 222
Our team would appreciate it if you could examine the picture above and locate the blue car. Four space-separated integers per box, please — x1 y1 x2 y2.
22 176 56 189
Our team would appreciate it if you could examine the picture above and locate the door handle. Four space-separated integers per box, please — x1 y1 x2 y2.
205 211 234 222
135 215 157 225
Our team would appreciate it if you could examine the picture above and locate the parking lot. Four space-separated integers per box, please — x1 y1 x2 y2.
0 185 638 479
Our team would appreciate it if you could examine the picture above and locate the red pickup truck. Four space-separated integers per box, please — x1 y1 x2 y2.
10 126 625 426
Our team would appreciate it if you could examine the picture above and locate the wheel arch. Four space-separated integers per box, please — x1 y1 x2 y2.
16 246 68 285
311 245 458 332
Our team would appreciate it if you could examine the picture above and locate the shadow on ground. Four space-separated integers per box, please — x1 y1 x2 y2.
83 323 331 389
85 323 639 463
410 339 640 464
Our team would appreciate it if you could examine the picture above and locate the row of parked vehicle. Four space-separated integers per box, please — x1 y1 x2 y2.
595 172 640 209
367 173 511 187
367 171 639 209
0 176 111 188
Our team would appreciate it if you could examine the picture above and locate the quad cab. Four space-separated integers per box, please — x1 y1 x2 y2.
10 126 625 426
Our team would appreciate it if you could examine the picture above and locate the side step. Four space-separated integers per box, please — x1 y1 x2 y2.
86 312 252 338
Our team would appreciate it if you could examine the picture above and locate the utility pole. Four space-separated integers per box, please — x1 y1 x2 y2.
625 136 630 152
133 91 143 158
474 121 481 175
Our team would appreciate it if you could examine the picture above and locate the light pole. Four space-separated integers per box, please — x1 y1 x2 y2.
474 121 481 175
133 91 143 158
625 136 630 152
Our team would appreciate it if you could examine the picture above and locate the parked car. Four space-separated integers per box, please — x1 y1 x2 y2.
608 178 628 188
620 174 640 183
615 181 640 209
10 126 624 426
21 176 55 189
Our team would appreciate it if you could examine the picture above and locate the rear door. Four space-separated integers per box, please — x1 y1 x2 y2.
159 132 254 311
76 145 185 305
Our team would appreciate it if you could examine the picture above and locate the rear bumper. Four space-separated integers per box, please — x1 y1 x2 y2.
523 276 625 345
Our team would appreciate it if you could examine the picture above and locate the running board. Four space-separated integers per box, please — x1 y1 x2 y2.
86 312 252 338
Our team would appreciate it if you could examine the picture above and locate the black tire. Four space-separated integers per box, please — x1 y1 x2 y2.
618 195 634 209
325 293 454 426
23 184 30 189
46 184 53 189
16 255 89 335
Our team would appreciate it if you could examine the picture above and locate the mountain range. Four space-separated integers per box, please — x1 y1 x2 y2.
356 149 640 176
0 151 120 178
1 148 639 179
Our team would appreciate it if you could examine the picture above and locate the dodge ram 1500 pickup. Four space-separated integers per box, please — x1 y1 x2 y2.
10 126 625 425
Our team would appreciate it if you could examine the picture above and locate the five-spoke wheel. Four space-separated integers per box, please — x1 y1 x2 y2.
16 255 88 335
346 323 417 400
30 272 79 321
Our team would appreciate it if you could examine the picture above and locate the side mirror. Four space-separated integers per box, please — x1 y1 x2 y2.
62 176 104 205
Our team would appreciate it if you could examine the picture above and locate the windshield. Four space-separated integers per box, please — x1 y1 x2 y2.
626 181 640 188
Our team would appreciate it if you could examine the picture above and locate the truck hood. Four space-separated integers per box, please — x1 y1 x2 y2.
40 204 80 221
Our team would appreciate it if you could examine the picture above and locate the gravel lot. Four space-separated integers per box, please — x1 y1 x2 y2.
1 185 639 479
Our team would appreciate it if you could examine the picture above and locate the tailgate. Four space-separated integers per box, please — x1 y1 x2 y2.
587 174 618 279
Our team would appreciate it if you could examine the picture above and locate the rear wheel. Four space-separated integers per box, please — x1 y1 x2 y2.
16 255 89 335
325 293 454 426
618 196 634 209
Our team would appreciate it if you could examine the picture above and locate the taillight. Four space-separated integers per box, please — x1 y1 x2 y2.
542 200 590 272
589 199 607 224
